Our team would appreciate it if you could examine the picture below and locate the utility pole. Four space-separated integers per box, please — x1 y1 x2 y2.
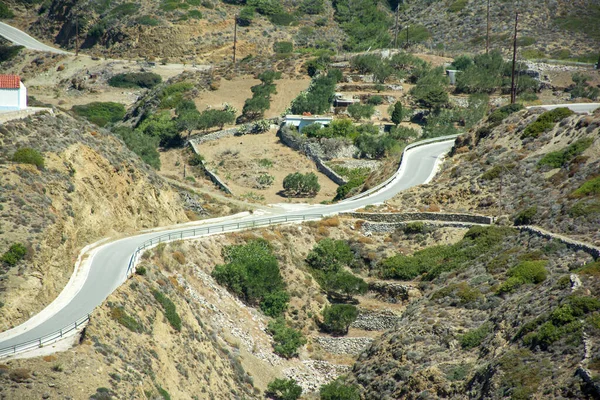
394 5 400 48
75 17 79 56
486 0 490 54
510 12 518 104
232 15 237 64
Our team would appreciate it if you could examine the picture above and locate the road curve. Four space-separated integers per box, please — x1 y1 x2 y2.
0 138 454 355
0 22 70 54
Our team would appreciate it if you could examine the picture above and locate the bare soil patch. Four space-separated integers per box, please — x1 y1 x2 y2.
198 128 339 204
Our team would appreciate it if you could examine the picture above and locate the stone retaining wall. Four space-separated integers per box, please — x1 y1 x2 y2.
187 141 233 194
345 212 494 225
368 281 421 304
351 310 402 331
189 127 239 146
278 125 348 185
314 337 374 356
518 226 600 260
362 220 486 234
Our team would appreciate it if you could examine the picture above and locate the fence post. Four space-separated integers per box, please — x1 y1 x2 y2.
60 329 62 338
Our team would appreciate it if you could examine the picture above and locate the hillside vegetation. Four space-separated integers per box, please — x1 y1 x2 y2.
2 0 599 61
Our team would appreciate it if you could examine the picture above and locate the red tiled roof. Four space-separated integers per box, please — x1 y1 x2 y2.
0 75 21 89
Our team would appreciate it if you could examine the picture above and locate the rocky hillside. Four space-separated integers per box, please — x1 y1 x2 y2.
2 0 599 61
387 106 600 245
0 110 215 330
350 224 600 399
400 0 600 61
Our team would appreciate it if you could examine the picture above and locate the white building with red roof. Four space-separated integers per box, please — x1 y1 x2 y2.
0 74 27 111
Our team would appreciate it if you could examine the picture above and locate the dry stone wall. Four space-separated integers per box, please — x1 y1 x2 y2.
345 212 494 224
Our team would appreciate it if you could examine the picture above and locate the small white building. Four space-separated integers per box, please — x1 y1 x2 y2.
283 115 333 133
0 75 27 111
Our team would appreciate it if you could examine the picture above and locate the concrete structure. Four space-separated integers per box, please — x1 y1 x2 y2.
446 69 460 85
334 93 357 107
283 115 333 133
0 75 27 111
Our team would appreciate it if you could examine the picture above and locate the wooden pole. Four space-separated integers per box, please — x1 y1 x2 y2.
510 12 518 104
394 5 399 49
486 0 490 54
75 17 79 56
232 16 237 64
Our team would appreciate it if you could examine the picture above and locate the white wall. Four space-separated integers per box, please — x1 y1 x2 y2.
0 84 27 110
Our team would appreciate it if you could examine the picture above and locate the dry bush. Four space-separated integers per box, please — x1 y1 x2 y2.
156 278 167 286
185 210 200 221
319 216 340 227
42 355 57 362
358 236 374 244
172 251 186 265
9 368 31 382
428 204 441 212
354 220 365 230
317 226 330 237
455 146 469 154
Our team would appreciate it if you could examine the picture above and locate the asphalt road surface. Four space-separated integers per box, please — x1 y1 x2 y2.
0 139 454 353
0 22 69 54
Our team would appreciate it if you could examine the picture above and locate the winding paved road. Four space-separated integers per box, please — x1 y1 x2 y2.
0 139 454 356
0 22 70 54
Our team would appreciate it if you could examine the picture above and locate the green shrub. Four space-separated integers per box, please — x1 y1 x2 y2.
151 290 182 331
569 200 600 217
290 73 339 115
267 318 306 358
1 243 27 266
323 270 367 299
334 177 364 200
212 240 288 315
157 385 171 400
237 6 255 25
347 103 375 121
538 138 594 168
260 290 290 317
187 9 202 19
319 378 360 400
110 2 140 16
488 103 523 124
137 15 160 26
571 176 600 198
282 172 320 197
570 73 600 100
266 378 302 400
404 222 425 234
448 0 467 12
366 95 383 105
12 148 44 169
514 206 537 225
517 36 537 46
0 45 23 63
0 1 14 18
158 82 194 109
273 41 293 54
135 266 147 275
521 107 573 139
459 322 492 349
72 102 126 127
299 0 324 14
321 304 358 335
332 0 391 51
389 101 405 125
508 260 548 284
113 126 161 169
380 226 517 281
306 239 354 273
481 164 515 180
247 0 282 15
109 305 142 333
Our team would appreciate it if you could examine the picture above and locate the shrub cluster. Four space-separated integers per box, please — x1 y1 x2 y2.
513 206 537 225
12 148 44 169
267 318 307 358
518 296 600 350
332 0 391 51
290 70 341 115
0 45 23 63
380 226 517 281
109 305 143 333
570 73 600 100
307 239 366 300
319 377 360 400
521 107 573 139
570 176 600 198
108 72 162 89
0 1 14 18
282 172 320 197
241 70 280 121
72 102 126 127
1 243 27 266
497 260 548 294
151 289 182 331
487 103 523 125
212 240 289 317
459 321 492 349
266 378 302 400
321 304 359 335
538 138 593 168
